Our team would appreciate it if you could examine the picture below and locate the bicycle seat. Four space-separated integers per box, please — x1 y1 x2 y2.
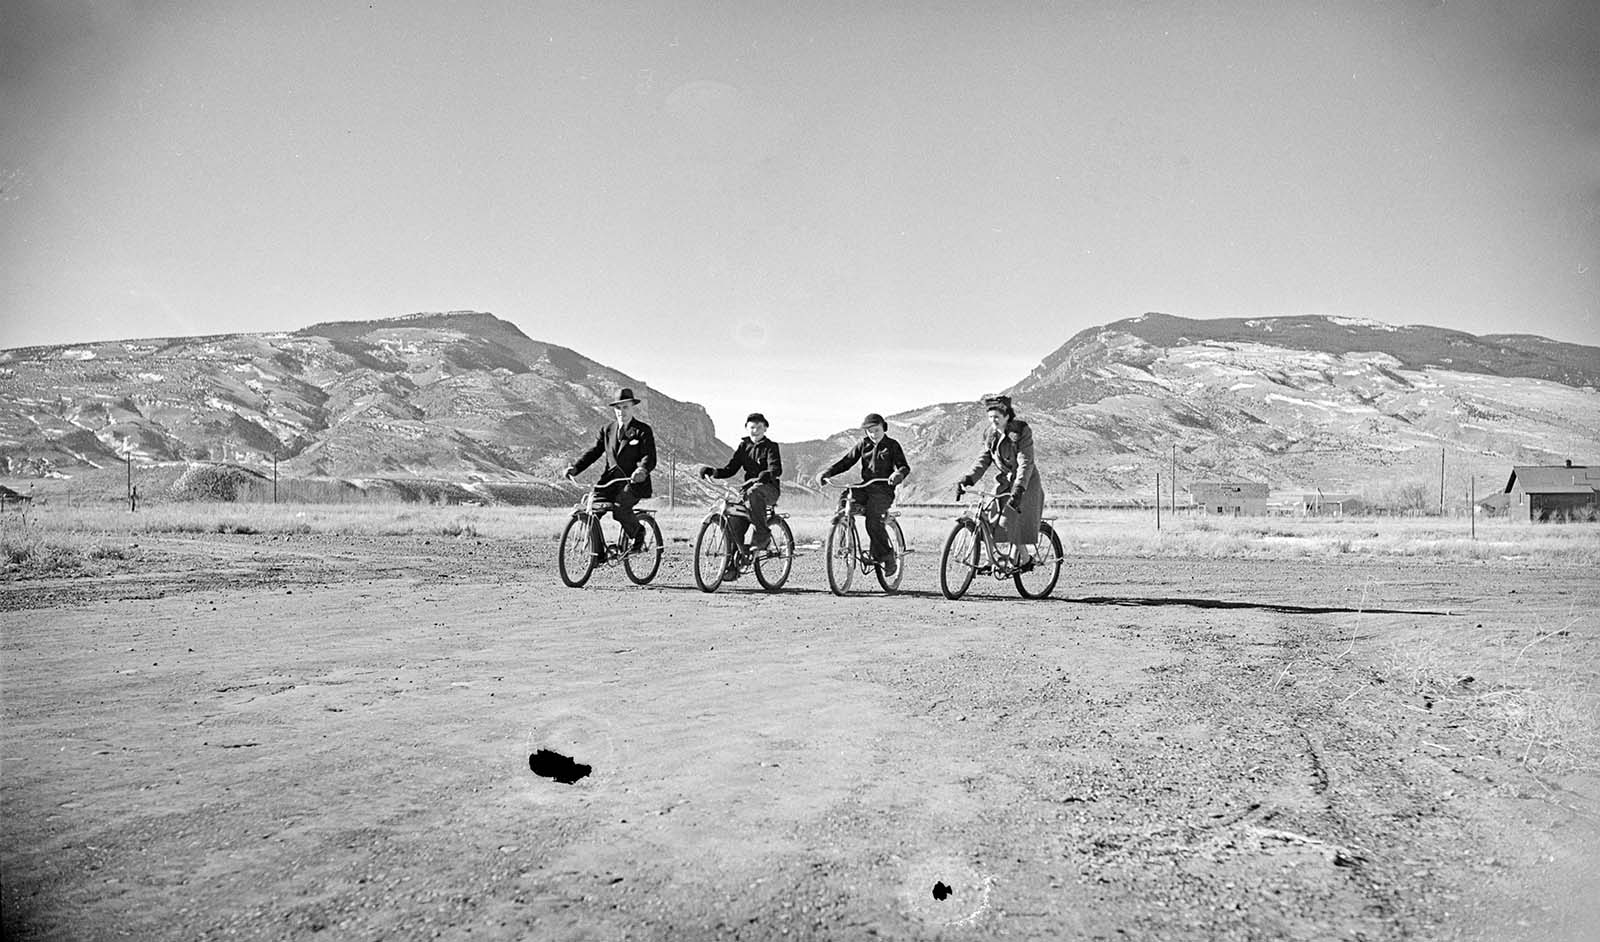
726 504 775 521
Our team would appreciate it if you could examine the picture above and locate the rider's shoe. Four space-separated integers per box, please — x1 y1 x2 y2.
1014 558 1035 573
877 555 897 576
629 531 647 553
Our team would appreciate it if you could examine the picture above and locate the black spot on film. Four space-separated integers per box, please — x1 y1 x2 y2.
529 749 591 784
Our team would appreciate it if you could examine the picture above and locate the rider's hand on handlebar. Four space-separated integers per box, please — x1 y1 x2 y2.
698 465 714 479
629 467 648 484
815 473 829 488
888 470 905 485
564 466 577 482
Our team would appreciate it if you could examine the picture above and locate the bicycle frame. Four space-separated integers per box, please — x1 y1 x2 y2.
953 486 1039 579
824 477 895 574
693 478 794 593
558 475 662 588
702 480 789 554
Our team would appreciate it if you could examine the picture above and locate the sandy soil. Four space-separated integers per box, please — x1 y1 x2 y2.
4 531 1598 941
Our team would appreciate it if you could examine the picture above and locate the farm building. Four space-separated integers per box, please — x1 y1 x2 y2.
1503 461 1600 522
1190 480 1269 516
0 484 33 510
1270 490 1363 516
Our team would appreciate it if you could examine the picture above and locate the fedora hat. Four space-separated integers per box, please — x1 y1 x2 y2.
609 388 642 406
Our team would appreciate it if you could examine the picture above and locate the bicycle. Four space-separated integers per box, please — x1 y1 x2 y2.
557 477 663 588
938 486 1064 600
820 478 906 595
691 480 794 593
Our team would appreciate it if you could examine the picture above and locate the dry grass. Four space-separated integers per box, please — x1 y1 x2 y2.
4 502 1597 564
1375 605 1600 778
1 514 131 576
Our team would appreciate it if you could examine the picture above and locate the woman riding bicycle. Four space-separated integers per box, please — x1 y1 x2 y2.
699 412 782 553
813 412 910 576
958 394 1045 570
565 387 656 558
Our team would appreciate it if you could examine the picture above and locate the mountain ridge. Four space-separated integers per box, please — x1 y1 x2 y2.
4 310 1596 508
787 313 1599 505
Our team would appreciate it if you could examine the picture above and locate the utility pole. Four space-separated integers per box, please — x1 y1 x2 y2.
1155 472 1162 531
273 451 279 504
1470 475 1476 540
1439 447 1446 516
1171 444 1177 514
124 438 133 512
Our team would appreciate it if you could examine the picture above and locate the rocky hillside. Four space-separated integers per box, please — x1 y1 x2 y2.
790 314 1600 505
0 311 728 502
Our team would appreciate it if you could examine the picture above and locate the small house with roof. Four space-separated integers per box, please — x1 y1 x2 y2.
0 484 33 510
1190 480 1270 516
1503 461 1600 522
1270 490 1363 516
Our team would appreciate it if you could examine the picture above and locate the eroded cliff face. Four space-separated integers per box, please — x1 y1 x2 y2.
0 311 727 483
785 313 1600 502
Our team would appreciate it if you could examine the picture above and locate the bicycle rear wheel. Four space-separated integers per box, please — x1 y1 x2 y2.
623 515 664 585
1014 522 1064 599
874 517 907 594
824 516 854 596
939 518 980 600
754 518 793 591
693 514 729 593
557 514 598 588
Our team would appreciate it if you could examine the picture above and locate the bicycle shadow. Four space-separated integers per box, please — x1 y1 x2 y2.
886 588 1448 616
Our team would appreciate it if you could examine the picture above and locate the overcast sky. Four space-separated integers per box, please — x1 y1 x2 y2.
3 0 1597 440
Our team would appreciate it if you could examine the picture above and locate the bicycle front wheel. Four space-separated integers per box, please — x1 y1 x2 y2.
939 518 980 600
557 514 598 588
693 514 729 593
754 518 794 591
875 517 907 594
824 516 854 596
1014 522 1064 599
624 515 664 585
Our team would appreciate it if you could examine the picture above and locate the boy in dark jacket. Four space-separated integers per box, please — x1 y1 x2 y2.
566 388 656 556
814 413 910 574
700 413 782 552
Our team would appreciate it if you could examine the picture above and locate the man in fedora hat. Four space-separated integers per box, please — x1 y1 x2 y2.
699 412 782 555
814 412 910 575
566 387 657 556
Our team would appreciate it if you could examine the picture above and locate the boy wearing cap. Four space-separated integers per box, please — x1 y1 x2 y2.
566 388 657 556
814 413 910 574
699 413 783 553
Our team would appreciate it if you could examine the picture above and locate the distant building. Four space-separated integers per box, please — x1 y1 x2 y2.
0 485 32 510
1271 490 1363 516
1190 480 1269 516
1503 461 1600 522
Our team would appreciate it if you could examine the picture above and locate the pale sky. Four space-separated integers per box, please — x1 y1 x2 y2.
3 0 1597 441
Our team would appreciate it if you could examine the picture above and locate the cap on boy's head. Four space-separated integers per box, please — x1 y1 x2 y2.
745 412 769 426
983 394 1013 412
860 413 887 430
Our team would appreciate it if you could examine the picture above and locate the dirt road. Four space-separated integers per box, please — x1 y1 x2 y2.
4 533 1598 940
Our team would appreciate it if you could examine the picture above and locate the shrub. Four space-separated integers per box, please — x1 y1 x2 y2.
169 464 266 502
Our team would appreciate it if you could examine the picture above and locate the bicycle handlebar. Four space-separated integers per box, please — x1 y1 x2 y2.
954 484 1007 503
820 477 893 489
703 478 763 501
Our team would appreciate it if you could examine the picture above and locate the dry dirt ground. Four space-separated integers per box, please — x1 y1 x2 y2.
3 529 1598 941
